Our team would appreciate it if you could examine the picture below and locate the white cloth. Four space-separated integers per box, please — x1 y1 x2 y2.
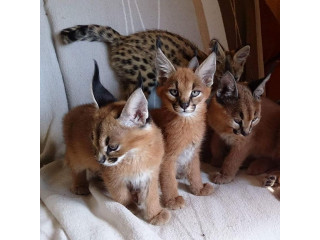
40 159 279 240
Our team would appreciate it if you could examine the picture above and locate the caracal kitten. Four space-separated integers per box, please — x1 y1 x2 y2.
150 47 216 210
207 71 280 185
63 62 170 225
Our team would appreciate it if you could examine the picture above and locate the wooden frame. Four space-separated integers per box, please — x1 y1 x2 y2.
217 0 265 81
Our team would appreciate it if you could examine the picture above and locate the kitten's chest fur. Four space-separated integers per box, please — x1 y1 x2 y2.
152 107 206 167
125 170 152 207
165 113 206 145
176 144 197 178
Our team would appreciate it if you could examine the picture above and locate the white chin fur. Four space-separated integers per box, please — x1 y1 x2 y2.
178 111 195 117
175 106 196 117
102 154 126 167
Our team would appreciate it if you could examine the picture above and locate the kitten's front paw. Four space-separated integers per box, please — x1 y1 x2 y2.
210 172 234 184
71 185 90 195
263 175 278 187
149 209 171 225
199 183 214 196
190 183 214 196
164 196 185 210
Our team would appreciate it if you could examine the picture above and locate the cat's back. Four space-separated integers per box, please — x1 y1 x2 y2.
259 97 280 129
63 104 96 148
120 30 207 62
251 97 279 154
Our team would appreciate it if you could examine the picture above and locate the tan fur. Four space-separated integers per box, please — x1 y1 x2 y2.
63 102 171 225
207 81 280 184
151 68 214 210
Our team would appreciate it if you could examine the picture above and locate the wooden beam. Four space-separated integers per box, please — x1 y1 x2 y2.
193 0 210 51
264 0 280 22
217 0 264 81
245 0 264 79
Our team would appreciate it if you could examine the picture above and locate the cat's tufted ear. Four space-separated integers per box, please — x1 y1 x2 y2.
195 52 216 87
210 39 225 63
118 88 149 127
136 71 143 89
188 56 199 71
234 45 250 64
248 74 271 100
216 71 238 100
155 46 176 81
91 60 117 108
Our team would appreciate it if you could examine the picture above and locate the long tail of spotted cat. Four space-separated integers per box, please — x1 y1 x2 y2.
60 25 121 44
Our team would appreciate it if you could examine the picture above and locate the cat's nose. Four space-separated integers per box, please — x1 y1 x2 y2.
180 102 189 110
241 129 249 136
98 155 106 164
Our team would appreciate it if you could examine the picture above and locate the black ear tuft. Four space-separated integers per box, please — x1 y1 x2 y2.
265 58 279 75
193 48 198 58
212 41 218 54
92 60 117 108
137 71 143 89
156 36 162 49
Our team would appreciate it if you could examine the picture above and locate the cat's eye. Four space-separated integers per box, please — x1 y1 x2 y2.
234 119 242 125
108 144 119 151
191 90 201 97
169 89 178 97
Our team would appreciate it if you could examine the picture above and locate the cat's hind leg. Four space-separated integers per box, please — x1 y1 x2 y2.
70 169 90 195
247 157 278 175
65 153 90 195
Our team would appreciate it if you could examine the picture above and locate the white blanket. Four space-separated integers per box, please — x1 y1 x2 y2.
40 159 279 240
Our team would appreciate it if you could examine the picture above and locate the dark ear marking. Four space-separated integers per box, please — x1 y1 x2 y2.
92 60 117 108
212 41 218 54
193 48 198 58
210 39 225 63
248 74 271 100
137 71 143 89
156 36 162 49
216 71 238 101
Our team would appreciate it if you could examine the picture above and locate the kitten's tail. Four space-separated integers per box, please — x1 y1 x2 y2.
60 25 121 44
